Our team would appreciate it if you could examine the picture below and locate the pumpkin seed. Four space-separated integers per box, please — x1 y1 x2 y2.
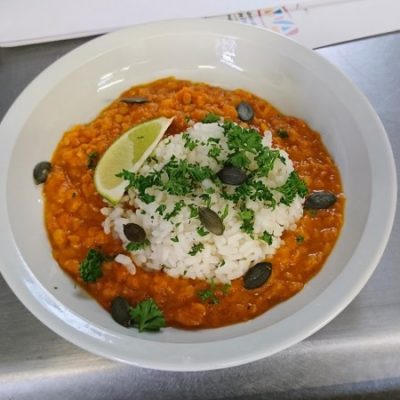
304 191 337 209
123 223 146 243
217 165 247 185
120 96 149 104
33 161 52 184
199 207 224 236
243 262 272 289
111 296 131 327
236 101 254 122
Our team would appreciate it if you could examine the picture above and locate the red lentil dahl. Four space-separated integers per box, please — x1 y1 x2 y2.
44 78 344 329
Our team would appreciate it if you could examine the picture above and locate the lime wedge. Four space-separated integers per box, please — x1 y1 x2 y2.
94 117 174 204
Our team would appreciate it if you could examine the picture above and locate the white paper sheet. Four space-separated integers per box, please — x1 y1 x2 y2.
0 0 280 47
214 0 400 48
1 0 399 48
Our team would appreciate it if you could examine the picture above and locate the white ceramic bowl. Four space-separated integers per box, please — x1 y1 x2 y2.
0 19 396 371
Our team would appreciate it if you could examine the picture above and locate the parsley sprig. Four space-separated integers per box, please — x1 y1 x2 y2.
79 249 106 282
129 298 166 332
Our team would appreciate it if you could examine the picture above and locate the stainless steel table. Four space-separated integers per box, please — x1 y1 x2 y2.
1 31 399 399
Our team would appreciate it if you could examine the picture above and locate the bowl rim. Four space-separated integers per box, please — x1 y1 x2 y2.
0 18 397 371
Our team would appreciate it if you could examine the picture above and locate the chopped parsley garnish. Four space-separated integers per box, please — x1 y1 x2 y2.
188 204 199 218
164 200 185 221
249 180 275 203
277 128 289 139
118 159 214 200
79 249 105 283
221 283 231 295
205 187 216 194
197 280 231 304
87 151 99 169
228 151 250 169
182 133 198 150
219 121 308 204
275 171 308 205
296 235 305 243
116 169 159 204
139 193 155 204
189 242 204 256
162 159 214 196
255 148 280 175
208 144 222 161
220 204 229 220
224 121 262 152
198 288 219 304
196 226 208 236
115 121 308 265
260 231 273 245
202 113 220 123
126 240 150 252
207 137 220 144
200 193 211 207
129 298 166 332
156 204 166 215
239 207 255 235
222 179 275 207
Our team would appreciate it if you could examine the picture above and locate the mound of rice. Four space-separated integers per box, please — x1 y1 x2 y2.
102 120 306 283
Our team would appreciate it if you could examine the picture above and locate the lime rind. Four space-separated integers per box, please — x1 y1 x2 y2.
94 117 174 205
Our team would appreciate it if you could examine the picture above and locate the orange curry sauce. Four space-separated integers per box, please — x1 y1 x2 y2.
44 78 344 328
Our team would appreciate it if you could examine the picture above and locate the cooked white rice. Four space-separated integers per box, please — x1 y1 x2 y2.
102 121 305 283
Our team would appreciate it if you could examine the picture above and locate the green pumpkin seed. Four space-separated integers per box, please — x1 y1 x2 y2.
111 296 132 327
123 223 146 243
243 262 272 289
304 191 337 209
217 165 247 185
236 101 254 122
199 207 224 236
120 96 149 104
33 161 52 184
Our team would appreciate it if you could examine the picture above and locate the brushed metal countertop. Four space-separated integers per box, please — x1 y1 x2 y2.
1 31 399 399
